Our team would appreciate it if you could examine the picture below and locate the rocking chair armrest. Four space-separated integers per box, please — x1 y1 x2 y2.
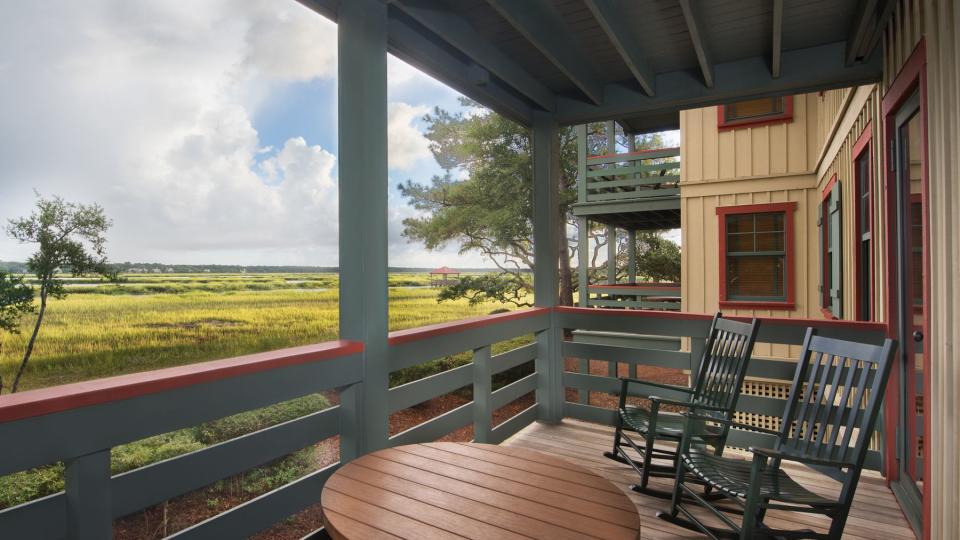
682 412 781 437
749 446 856 469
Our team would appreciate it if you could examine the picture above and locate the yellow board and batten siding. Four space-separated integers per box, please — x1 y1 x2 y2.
680 94 822 361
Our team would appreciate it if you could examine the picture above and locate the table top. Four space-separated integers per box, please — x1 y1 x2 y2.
320 442 641 540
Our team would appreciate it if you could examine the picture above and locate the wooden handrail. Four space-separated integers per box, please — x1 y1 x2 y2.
0 340 364 423
587 146 681 160
387 307 551 346
588 283 681 290
554 306 889 332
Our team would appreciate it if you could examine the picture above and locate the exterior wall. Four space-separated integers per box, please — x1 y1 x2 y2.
679 0 958 535
912 1 959 538
814 86 885 323
680 94 822 361
926 29 960 540
681 93 820 184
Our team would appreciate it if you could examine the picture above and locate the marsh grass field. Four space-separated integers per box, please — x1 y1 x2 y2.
0 272 517 390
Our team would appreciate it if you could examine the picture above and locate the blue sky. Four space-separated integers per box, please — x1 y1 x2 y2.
0 0 677 269
0 0 492 268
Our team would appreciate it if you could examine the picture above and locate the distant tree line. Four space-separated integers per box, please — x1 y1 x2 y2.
0 262 513 275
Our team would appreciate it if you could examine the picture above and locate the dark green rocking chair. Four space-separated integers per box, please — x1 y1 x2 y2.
659 328 897 539
604 312 761 498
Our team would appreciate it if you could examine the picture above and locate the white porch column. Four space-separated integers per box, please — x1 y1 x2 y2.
338 0 389 460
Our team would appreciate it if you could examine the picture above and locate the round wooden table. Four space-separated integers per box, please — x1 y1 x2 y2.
321 442 641 539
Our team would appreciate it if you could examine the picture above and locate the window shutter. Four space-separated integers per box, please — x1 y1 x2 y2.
829 182 843 318
817 202 824 297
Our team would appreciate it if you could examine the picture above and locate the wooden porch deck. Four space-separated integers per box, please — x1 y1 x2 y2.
502 419 915 540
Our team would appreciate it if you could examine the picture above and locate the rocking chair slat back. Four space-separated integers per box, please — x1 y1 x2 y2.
691 316 760 414
778 331 895 467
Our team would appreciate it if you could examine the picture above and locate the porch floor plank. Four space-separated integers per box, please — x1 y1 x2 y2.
502 419 916 540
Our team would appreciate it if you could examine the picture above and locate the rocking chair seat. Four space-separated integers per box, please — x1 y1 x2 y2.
682 448 838 506
620 406 724 439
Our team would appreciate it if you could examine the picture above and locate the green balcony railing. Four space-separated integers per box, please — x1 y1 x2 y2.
584 147 681 204
0 307 889 539
585 283 681 310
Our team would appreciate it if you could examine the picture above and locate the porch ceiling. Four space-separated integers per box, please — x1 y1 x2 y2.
297 0 892 130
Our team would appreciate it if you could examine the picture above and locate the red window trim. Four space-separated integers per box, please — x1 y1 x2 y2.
716 202 798 310
820 174 839 320
717 96 794 131
852 122 874 322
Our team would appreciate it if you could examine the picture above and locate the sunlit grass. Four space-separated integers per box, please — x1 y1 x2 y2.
0 274 517 391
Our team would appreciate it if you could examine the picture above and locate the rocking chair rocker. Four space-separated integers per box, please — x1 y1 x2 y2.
604 312 761 498
658 328 897 539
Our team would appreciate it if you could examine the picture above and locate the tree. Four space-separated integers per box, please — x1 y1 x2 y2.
618 231 681 282
4 195 112 393
0 271 35 393
400 98 664 307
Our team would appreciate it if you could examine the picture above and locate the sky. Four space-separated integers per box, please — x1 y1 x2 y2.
0 0 480 268
0 1 678 269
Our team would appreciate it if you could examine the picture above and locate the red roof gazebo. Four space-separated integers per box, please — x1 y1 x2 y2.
429 266 460 287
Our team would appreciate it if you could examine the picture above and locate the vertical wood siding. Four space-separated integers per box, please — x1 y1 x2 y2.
680 93 820 184
916 1 959 538
815 87 885 324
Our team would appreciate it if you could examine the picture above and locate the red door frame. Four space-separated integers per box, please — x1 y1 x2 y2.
881 38 931 539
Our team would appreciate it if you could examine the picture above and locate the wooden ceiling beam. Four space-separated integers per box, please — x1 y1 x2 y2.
772 0 784 78
679 0 714 88
486 0 604 105
583 0 656 96
393 0 555 111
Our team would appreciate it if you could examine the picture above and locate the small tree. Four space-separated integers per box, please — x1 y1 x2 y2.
4 195 112 393
0 271 35 393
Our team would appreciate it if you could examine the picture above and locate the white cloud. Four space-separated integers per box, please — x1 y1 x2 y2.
0 1 491 268
0 0 342 265
388 102 432 171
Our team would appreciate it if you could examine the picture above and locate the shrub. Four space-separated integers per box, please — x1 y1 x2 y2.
238 448 315 494
192 394 330 445
0 463 65 508
111 431 206 474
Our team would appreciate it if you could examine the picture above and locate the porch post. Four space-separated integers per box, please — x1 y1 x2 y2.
337 0 389 460
607 225 617 284
578 217 589 306
577 124 589 307
627 230 637 284
532 111 563 423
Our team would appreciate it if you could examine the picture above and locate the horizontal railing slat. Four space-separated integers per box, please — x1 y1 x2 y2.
488 404 538 445
0 354 362 476
388 363 473 413
563 372 692 402
490 373 537 410
389 312 549 372
0 493 63 540
389 402 474 446
563 341 692 370
491 343 537 375
588 187 679 201
113 406 340 517
0 407 343 536
586 148 680 164
167 463 339 540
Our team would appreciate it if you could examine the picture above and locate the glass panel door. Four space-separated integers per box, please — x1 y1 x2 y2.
892 90 926 534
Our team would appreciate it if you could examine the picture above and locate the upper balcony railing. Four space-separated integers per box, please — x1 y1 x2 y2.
0 307 889 539
583 147 681 204
585 282 681 310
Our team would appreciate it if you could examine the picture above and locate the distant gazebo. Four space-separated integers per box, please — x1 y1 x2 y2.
429 266 460 287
